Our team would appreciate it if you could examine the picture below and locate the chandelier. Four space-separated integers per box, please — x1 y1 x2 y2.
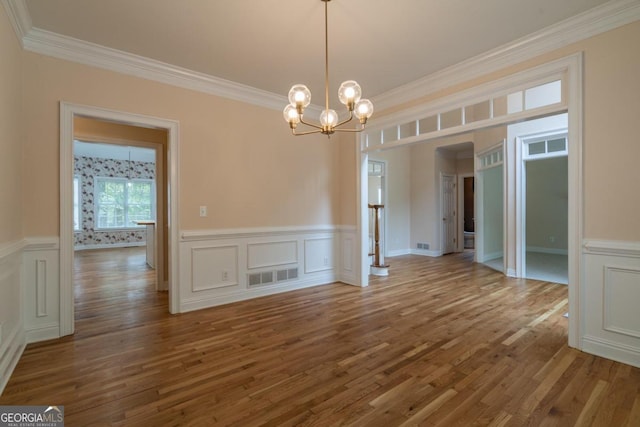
283 0 373 137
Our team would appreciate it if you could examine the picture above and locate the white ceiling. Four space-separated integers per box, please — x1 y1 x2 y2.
74 140 156 163
23 0 612 102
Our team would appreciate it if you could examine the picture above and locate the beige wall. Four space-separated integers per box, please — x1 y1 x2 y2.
21 52 340 236
0 10 23 243
367 21 640 243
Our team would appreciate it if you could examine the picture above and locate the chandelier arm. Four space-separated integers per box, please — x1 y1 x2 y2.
332 127 365 133
334 110 355 128
292 128 324 136
299 116 324 130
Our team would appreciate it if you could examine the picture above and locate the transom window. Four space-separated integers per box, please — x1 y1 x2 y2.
94 177 155 229
524 134 568 159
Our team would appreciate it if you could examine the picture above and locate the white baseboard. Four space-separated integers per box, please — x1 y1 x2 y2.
75 242 146 251
482 251 503 262
410 249 443 257
181 274 336 313
387 249 411 257
527 246 568 255
25 324 60 344
0 321 25 395
582 335 640 369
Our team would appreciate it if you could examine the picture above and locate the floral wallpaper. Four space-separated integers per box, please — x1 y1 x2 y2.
74 155 156 248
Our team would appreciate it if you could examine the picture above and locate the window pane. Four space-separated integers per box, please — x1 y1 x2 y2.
547 137 567 153
418 116 438 134
96 179 126 228
525 80 562 110
440 109 462 129
528 141 546 156
127 181 153 227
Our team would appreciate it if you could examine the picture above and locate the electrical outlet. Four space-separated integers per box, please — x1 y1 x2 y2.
324 257 329 266
222 270 229 281
199 206 207 217
549 236 556 243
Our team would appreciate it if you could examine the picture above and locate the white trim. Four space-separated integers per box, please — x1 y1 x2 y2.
4 1 636 116
582 335 640 369
526 246 569 256
22 28 286 111
0 318 25 395
0 239 26 260
180 273 336 313
60 102 181 337
372 0 640 112
387 249 411 257
584 240 640 258
410 249 443 258
181 225 339 242
23 237 59 251
0 0 31 44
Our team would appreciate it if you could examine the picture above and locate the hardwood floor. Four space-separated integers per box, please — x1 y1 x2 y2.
2 249 639 426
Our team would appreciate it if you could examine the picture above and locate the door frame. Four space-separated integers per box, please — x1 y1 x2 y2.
367 159 388 261
457 173 475 253
441 172 457 255
357 53 582 350
60 102 180 336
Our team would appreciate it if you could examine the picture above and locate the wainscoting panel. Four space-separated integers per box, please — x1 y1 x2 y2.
191 245 239 292
340 229 357 285
583 240 640 368
179 227 346 312
304 237 335 274
23 238 60 343
247 240 297 269
0 240 26 394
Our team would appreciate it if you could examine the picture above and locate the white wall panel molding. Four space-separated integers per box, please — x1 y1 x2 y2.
584 239 640 258
0 239 25 394
373 0 640 112
182 225 338 242
179 226 347 312
247 240 298 269
191 245 239 292
410 249 444 258
603 266 640 339
304 237 335 274
583 239 640 368
23 242 60 344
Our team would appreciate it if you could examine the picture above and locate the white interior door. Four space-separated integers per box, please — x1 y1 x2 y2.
441 173 456 255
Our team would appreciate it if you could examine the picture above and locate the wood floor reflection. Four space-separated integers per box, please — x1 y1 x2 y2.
2 249 639 426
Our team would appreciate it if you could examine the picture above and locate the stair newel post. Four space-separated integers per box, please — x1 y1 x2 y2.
368 204 389 276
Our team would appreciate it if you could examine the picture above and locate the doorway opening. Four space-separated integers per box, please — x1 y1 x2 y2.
60 102 180 337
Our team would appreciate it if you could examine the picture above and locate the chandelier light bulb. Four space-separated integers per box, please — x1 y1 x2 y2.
320 109 338 128
288 84 311 111
355 99 374 123
338 80 362 109
283 104 300 126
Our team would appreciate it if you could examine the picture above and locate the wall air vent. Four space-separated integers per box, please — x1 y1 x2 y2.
249 267 299 288
417 243 430 250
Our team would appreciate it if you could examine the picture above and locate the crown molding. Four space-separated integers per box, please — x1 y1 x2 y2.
1 0 31 46
22 27 288 111
6 0 640 113
372 0 640 113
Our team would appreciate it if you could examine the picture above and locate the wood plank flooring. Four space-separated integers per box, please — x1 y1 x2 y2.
2 248 639 426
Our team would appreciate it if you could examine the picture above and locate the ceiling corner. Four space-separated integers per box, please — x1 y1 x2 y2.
2 0 32 45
